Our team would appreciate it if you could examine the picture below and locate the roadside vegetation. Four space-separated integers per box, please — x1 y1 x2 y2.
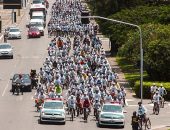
88 0 170 99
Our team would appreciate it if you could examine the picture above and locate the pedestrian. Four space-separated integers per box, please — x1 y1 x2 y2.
131 111 139 130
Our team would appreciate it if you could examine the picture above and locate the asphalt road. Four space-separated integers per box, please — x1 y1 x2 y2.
0 0 170 130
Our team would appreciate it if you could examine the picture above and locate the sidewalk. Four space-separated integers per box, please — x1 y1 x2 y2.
0 3 30 42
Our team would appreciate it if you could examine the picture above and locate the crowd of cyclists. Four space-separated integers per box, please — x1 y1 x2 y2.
33 0 127 121
27 0 168 129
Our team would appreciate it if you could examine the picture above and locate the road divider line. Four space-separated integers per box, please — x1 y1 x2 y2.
1 62 18 97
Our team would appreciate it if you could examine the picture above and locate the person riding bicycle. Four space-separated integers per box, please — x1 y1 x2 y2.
150 83 157 102
13 74 23 95
104 92 113 103
48 89 56 98
93 99 101 117
83 97 91 120
137 102 147 121
68 95 76 117
153 92 162 114
158 84 167 97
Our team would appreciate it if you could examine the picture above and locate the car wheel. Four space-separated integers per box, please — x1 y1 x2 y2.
39 119 43 124
28 87 32 92
97 122 101 127
11 55 13 59
62 122 66 125
42 32 44 36
27 36 30 39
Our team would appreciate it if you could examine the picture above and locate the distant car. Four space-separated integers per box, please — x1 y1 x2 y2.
39 99 66 124
11 74 32 92
27 20 44 36
28 27 41 38
7 27 21 39
98 103 125 128
0 43 13 59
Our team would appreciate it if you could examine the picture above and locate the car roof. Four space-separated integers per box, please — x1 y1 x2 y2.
32 11 44 15
44 99 63 103
13 74 29 76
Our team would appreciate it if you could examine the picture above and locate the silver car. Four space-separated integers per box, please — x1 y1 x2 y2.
7 27 21 39
40 99 66 124
98 103 125 128
0 43 13 59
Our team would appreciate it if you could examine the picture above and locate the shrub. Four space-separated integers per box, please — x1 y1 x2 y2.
134 81 170 100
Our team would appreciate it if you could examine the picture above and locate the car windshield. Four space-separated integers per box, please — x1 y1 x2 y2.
102 105 122 113
33 0 42 4
44 102 63 109
10 28 19 32
30 28 39 31
0 44 11 49
32 16 43 19
30 23 43 28
13 74 30 80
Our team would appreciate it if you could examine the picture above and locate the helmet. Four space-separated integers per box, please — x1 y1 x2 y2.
138 102 142 105
19 74 22 78
133 111 137 116
160 84 163 87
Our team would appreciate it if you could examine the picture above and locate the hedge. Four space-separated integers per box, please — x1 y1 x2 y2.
134 81 170 100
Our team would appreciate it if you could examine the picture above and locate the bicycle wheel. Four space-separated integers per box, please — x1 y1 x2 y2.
71 109 74 121
162 98 164 108
145 118 151 129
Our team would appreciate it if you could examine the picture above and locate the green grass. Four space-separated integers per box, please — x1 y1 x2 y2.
116 57 148 88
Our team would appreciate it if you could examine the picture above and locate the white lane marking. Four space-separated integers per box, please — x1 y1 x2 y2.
1 80 10 96
151 125 167 130
125 99 128 106
0 35 3 40
1 63 17 96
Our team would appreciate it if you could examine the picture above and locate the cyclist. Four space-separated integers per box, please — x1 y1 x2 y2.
13 74 23 95
158 84 167 97
150 83 157 102
48 89 56 98
137 102 147 122
153 92 162 114
82 97 91 120
55 85 62 95
68 95 76 117
104 92 113 103
93 99 101 119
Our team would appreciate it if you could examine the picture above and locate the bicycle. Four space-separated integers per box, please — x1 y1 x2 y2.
160 97 165 108
70 107 74 121
153 102 159 115
83 107 89 122
138 115 151 130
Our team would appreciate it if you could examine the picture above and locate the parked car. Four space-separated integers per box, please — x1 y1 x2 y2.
0 43 13 59
98 103 125 128
28 27 41 38
7 27 21 39
39 99 66 124
11 74 32 92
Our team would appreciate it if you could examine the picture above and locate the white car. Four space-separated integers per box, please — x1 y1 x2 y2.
7 27 21 39
0 43 13 59
39 99 66 124
98 103 125 128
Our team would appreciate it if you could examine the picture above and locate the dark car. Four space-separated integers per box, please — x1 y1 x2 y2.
11 74 32 92
28 27 41 38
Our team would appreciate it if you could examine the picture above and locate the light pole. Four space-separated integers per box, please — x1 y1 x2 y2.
81 15 143 102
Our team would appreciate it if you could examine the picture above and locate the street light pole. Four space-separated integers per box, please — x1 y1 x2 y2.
81 15 143 102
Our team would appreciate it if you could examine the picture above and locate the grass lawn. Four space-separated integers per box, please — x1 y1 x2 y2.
116 57 148 88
